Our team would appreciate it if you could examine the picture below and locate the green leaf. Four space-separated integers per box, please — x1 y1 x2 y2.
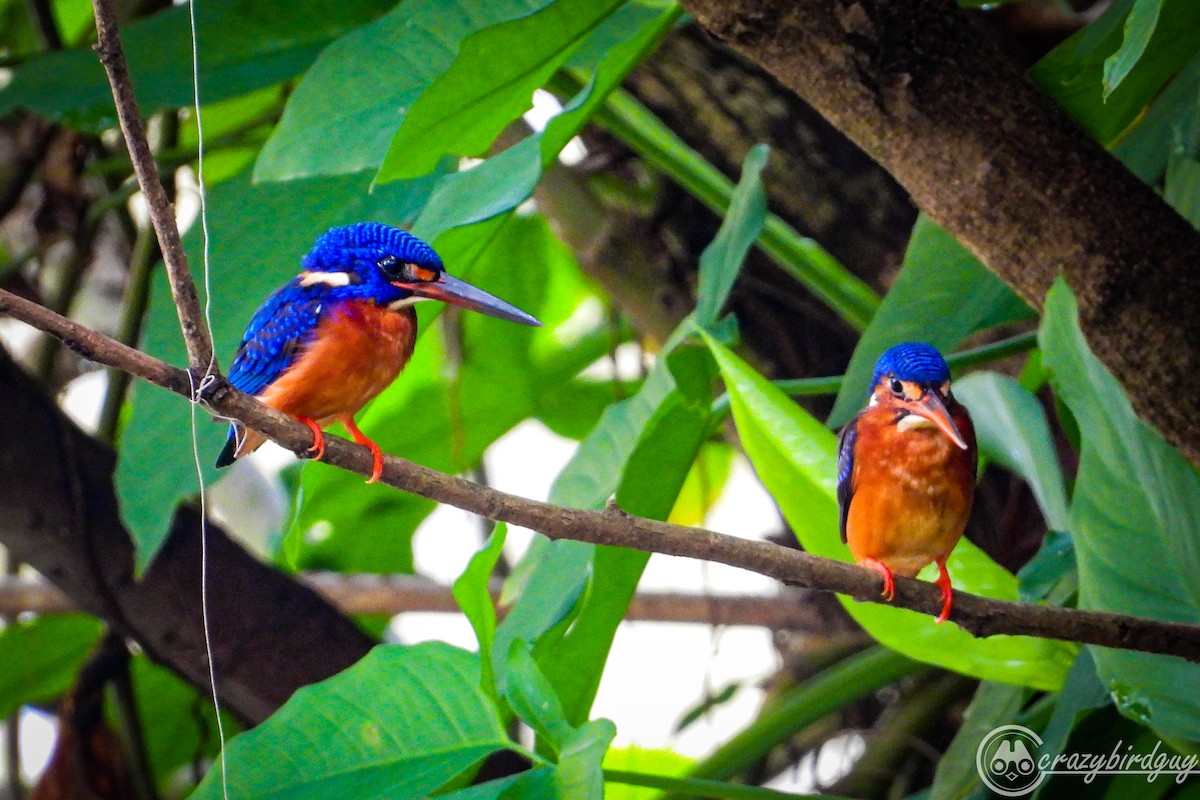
130 656 240 789
1036 649 1110 780
1030 0 1200 146
283 212 612 574
439 769 557 800
828 216 1032 428
555 719 617 800
1041 278 1200 740
0 0 391 132
1165 152 1200 225
454 525 509 703
0 615 103 718
1103 0 1166 98
117 167 441 568
504 642 575 752
603 747 692 800
254 0 550 182
1111 51 1200 181
191 643 510 800
377 0 624 182
409 3 679 239
954 372 1070 532
535 346 715 723
703 333 1075 690
930 682 1026 800
694 144 768 328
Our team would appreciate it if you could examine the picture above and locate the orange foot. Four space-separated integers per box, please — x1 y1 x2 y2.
299 416 325 460
341 415 384 484
861 557 895 602
935 556 953 624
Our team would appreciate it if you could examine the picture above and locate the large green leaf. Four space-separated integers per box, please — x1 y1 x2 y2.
0 0 391 132
502 345 715 725
930 682 1025 800
1040 279 1200 741
410 2 678 240
191 643 509 800
117 167 441 568
254 0 550 182
376 0 624 182
1030 0 1200 146
283 213 612 574
828 216 1033 428
694 144 768 328
704 334 1074 690
0 615 103 718
1104 0 1166 97
954 372 1070 532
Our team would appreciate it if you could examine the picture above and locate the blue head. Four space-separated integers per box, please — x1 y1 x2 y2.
299 223 539 325
867 342 967 449
869 342 951 391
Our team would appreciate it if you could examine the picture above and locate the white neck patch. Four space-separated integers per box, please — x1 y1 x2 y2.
299 270 353 288
897 414 936 433
387 295 431 311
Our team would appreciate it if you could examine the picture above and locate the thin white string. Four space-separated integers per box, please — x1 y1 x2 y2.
186 0 228 797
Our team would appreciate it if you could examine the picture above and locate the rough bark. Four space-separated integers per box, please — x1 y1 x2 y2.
676 0 1200 465
1 351 373 724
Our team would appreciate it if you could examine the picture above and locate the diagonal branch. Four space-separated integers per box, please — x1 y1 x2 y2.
90 0 214 372
4 286 1200 664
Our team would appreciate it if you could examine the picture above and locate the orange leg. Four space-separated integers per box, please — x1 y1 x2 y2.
298 417 325 460
861 557 895 602
341 415 383 484
935 556 953 624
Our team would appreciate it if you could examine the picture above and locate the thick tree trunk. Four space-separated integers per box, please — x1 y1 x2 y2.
1 351 373 724
678 0 1200 465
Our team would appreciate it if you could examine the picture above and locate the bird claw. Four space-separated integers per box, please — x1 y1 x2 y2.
935 557 953 624
862 558 896 602
299 417 325 460
340 415 383 484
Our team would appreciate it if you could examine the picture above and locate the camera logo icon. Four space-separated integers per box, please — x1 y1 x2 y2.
977 725 1045 796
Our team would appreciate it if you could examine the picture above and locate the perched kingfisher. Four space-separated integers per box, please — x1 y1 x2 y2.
215 222 540 482
836 343 976 623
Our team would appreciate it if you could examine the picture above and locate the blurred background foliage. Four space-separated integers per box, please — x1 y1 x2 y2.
0 0 1199 797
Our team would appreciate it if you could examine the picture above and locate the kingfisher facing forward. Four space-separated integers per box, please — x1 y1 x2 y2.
215 222 539 482
837 343 976 623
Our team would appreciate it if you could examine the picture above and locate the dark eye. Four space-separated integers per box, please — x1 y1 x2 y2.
376 255 400 275
889 378 904 396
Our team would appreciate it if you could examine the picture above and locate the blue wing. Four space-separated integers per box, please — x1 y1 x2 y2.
227 279 325 397
836 419 858 544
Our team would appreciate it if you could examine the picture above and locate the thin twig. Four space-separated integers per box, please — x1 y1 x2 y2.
3 287 1200 663
89 0 213 372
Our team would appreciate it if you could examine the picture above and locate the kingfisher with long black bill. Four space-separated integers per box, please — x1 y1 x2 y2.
836 342 977 623
215 222 540 483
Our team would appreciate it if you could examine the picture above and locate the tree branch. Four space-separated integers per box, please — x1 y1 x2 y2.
89 0 213 372
673 0 1200 466
4 288 1200 664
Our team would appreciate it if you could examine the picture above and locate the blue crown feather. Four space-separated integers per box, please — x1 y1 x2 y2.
304 222 443 271
870 342 951 391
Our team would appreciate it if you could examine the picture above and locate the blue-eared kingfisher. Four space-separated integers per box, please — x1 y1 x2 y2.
836 343 977 623
215 222 540 483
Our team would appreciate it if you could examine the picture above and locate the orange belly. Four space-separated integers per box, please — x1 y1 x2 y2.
258 300 417 423
845 413 975 577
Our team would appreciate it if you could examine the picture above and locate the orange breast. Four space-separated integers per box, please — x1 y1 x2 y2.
258 300 417 424
845 405 976 577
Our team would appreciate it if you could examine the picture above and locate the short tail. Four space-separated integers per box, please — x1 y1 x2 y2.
215 424 241 468
215 424 267 468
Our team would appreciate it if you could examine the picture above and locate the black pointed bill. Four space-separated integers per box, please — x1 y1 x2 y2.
395 272 541 326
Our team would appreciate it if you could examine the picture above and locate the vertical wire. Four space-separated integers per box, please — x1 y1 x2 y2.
185 0 228 797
